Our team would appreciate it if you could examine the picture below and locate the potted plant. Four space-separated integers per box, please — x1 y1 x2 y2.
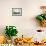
36 14 46 27
36 6 46 27
5 26 18 43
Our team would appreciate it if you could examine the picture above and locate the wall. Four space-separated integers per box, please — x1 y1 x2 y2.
0 0 46 40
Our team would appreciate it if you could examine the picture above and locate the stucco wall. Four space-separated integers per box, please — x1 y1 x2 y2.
0 0 46 41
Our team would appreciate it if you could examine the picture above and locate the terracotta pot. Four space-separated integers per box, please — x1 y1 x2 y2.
40 20 46 27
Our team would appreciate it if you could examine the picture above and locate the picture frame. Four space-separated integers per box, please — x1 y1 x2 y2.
12 8 22 16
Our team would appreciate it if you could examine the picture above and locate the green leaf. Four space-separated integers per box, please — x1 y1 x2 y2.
5 26 18 39
44 15 46 20
36 15 44 21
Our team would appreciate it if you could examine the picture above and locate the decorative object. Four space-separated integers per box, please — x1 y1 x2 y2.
5 26 18 44
36 6 46 27
36 14 46 27
12 8 22 16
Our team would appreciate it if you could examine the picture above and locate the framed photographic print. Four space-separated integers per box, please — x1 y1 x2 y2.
12 8 22 16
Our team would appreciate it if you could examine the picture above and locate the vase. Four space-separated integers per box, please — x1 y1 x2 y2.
11 36 17 44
